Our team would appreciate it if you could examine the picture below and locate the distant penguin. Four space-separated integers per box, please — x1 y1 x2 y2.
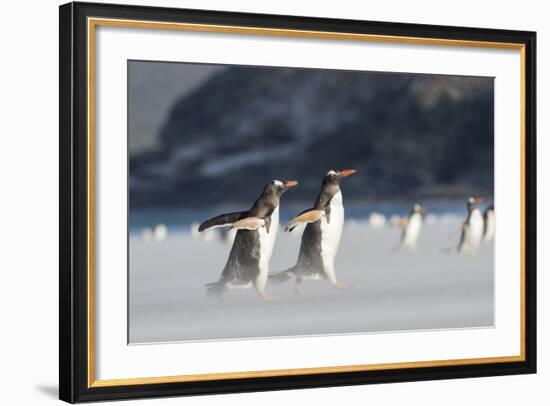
368 212 386 229
458 196 484 255
389 215 407 228
483 205 495 243
400 204 425 251
190 222 214 241
142 227 154 241
270 169 356 292
199 180 298 300
153 224 167 241
424 213 437 225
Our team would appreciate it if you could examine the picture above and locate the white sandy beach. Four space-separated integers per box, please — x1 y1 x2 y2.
129 221 494 344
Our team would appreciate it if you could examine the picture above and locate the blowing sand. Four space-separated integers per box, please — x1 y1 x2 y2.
129 221 494 344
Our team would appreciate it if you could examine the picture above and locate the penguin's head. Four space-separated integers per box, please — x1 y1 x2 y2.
265 180 299 197
323 169 357 186
413 204 426 214
467 196 483 210
253 180 298 215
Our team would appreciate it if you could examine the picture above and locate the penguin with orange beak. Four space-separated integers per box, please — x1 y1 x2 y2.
458 196 484 255
199 179 298 300
270 169 356 292
399 204 426 251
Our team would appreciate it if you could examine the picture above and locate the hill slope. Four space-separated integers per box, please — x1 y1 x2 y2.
130 66 493 208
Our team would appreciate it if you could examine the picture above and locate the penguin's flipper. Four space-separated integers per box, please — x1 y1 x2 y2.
231 217 265 231
284 209 325 232
198 212 245 232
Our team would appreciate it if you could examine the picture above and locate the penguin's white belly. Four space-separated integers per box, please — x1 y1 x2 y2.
483 211 495 242
320 192 344 283
461 210 484 254
256 206 279 290
401 213 422 249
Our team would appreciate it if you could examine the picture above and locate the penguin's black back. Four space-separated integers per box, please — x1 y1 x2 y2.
220 228 263 284
295 221 325 277
291 179 341 278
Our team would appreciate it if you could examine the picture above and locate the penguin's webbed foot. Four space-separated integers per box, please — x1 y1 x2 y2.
258 291 278 301
333 282 349 289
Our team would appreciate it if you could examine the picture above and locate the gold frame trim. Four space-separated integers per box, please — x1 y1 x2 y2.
87 17 527 388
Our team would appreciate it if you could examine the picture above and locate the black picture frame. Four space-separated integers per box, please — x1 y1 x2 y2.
60 1 536 403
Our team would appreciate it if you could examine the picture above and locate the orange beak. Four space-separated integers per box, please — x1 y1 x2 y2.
338 169 357 177
283 180 298 188
474 196 483 203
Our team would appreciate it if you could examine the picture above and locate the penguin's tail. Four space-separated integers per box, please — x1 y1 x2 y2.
205 280 228 299
268 267 296 285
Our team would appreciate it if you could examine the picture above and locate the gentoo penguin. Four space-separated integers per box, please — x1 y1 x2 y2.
458 196 484 255
399 204 425 251
483 205 495 243
199 180 298 300
270 169 356 292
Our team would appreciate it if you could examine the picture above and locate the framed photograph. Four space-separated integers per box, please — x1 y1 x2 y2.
59 1 536 403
